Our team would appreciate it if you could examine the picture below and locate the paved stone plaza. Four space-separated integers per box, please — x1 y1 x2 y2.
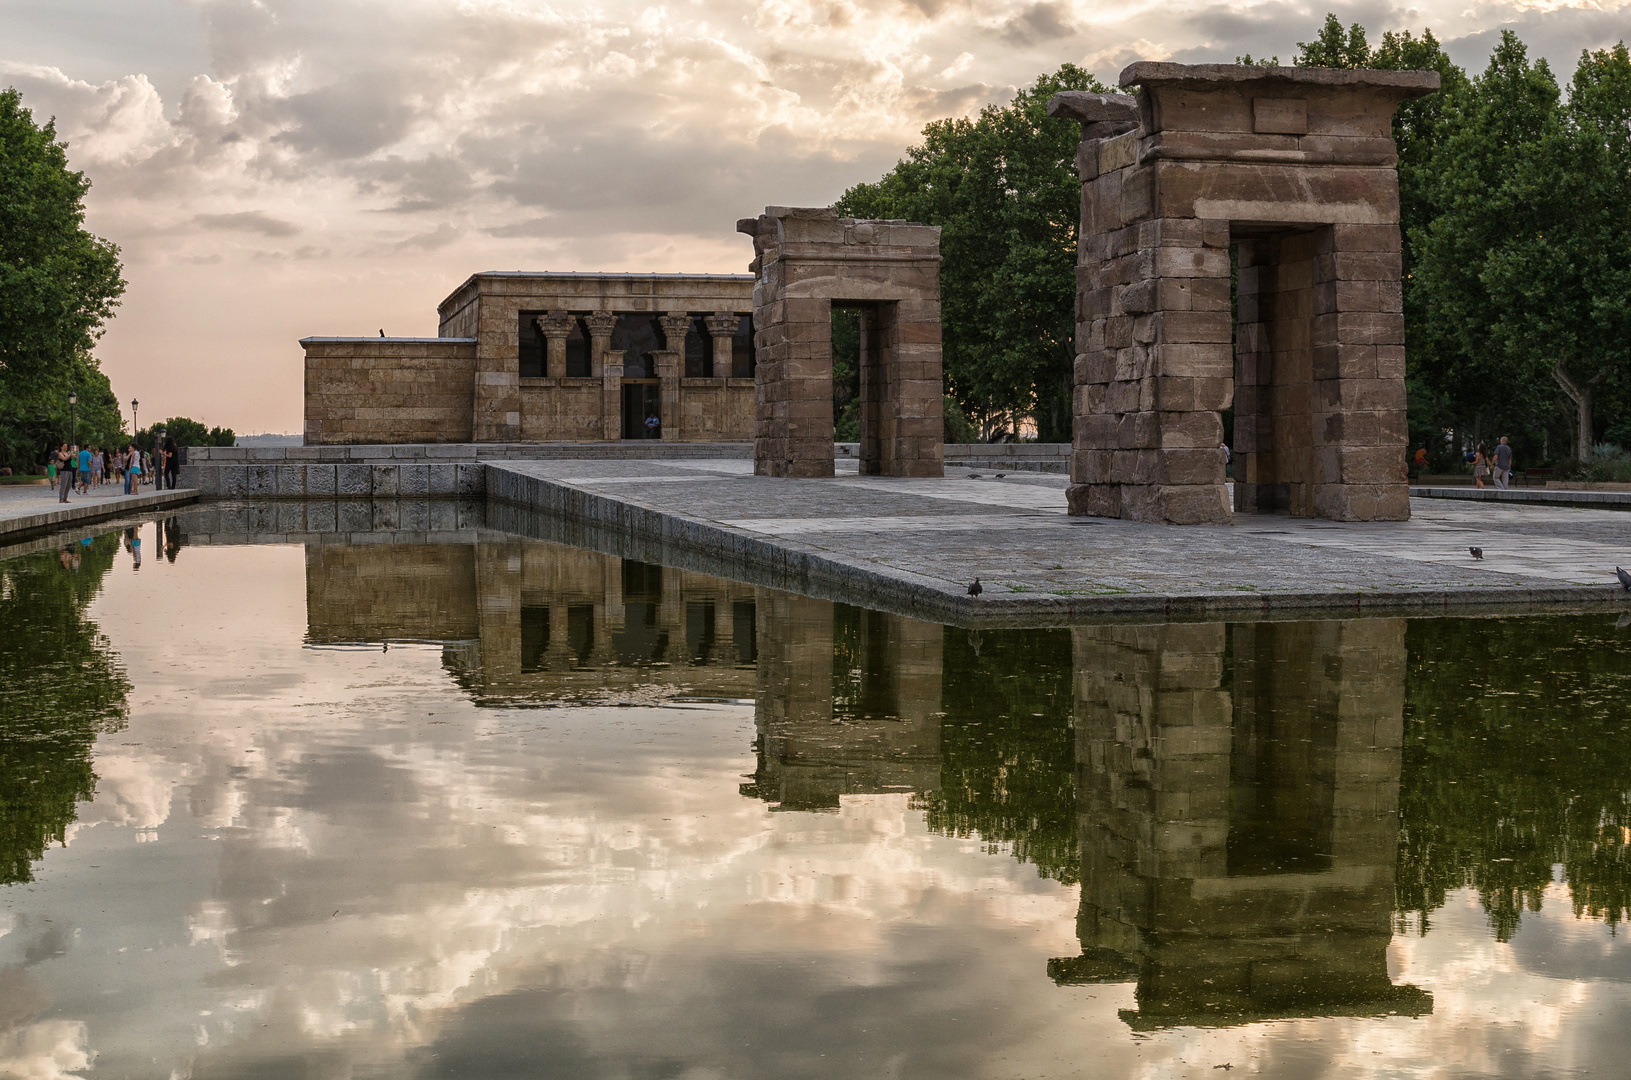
489 457 1631 619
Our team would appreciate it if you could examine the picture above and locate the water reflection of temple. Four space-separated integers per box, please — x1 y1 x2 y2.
1056 620 1431 1028
303 535 1429 1025
304 541 757 704
741 595 942 810
305 539 946 805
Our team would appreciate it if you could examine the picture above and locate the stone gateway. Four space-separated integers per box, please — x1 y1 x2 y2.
739 207 945 479
1055 63 1440 524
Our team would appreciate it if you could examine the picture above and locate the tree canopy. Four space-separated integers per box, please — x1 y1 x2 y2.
138 417 236 451
0 87 126 469
834 65 1106 442
1293 20 1631 466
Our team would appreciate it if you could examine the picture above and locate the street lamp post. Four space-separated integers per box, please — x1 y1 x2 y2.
131 399 139 444
68 391 77 447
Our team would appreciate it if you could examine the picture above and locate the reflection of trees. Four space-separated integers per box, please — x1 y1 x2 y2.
1398 615 1631 940
0 537 130 884
918 627 1078 886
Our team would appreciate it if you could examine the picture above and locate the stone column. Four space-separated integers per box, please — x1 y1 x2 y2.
536 312 575 379
657 313 690 441
705 313 740 378
585 311 619 440
1310 225 1410 520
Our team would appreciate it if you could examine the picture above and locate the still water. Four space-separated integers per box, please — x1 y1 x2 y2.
3 512 1631 1078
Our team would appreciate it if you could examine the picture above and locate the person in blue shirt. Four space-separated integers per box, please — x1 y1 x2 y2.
76 447 92 494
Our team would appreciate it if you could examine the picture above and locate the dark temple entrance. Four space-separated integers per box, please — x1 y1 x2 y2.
621 381 660 439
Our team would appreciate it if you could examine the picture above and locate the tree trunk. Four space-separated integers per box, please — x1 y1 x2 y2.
1552 363 1598 462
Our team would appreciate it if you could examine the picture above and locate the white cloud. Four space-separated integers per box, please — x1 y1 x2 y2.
3 0 1627 431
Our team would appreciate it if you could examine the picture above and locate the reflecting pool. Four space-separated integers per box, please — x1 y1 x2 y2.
2 511 1630 1078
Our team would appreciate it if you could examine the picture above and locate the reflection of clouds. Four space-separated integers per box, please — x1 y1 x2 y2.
0 1020 92 1080
63 752 186 839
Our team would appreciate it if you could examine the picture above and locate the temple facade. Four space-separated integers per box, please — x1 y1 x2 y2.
303 272 758 445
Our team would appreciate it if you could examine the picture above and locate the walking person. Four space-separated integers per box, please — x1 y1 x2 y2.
1494 436 1513 490
1473 443 1491 490
91 448 104 488
55 444 72 502
163 436 180 490
76 445 92 495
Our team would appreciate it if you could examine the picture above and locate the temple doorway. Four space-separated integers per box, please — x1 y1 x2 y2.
621 381 661 439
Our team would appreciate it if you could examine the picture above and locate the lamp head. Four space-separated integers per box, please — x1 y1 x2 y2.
68 392 77 406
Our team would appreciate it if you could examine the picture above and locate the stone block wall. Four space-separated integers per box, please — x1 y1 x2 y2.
437 272 757 445
181 459 485 500
1055 65 1436 524
303 338 477 445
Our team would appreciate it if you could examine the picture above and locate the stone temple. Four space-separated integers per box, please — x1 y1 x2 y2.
301 61 1433 530
303 273 759 445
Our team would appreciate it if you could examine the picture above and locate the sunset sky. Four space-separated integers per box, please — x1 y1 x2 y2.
5 0 1627 435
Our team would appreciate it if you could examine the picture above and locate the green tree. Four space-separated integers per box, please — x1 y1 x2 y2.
141 417 236 450
1294 13 1372 68
0 88 126 471
1409 32 1631 462
0 536 131 884
834 65 1107 442
1474 43 1631 460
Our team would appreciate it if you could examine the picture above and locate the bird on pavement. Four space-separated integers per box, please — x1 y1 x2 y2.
994 473 1006 479
967 578 983 597
1617 566 1631 591
967 473 982 480
1469 547 1483 560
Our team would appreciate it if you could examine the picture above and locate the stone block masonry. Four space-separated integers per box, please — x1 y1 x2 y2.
305 273 759 447
1054 64 1437 524
739 208 944 479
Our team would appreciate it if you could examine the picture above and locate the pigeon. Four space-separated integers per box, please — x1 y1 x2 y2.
1617 566 1631 591
994 473 1006 479
379 329 385 337
967 473 982 480
1469 547 1483 560
967 578 983 597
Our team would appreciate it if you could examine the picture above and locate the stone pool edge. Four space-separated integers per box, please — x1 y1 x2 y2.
483 464 1631 627
0 488 200 543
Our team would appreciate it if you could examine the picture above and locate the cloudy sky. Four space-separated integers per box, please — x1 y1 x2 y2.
4 0 1627 434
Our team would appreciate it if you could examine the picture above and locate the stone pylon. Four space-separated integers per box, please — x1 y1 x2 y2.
1055 64 1438 523
738 207 944 479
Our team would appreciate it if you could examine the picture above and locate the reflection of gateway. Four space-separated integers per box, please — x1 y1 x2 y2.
1056 621 1431 1028
741 595 942 811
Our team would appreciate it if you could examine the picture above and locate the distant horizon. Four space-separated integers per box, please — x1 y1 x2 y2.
7 0 1627 433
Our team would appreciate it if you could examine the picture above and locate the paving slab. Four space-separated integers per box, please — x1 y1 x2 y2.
486 458 1631 624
